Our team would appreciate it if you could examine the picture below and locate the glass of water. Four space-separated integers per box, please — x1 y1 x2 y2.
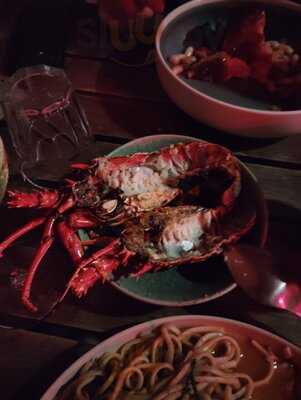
3 65 92 184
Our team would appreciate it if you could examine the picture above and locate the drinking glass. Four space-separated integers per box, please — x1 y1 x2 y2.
3 65 92 184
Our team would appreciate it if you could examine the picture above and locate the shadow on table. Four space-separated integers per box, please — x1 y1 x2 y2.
97 92 283 151
267 198 301 222
11 342 91 400
265 200 301 283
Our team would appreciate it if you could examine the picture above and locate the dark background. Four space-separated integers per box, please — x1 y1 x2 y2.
2 0 189 74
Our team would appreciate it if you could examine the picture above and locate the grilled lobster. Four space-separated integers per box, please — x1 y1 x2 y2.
0 141 253 312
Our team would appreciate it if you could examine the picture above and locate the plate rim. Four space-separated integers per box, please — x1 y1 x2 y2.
106 134 268 307
41 314 301 400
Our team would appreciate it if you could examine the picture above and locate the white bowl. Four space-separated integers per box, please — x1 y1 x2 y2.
155 0 301 138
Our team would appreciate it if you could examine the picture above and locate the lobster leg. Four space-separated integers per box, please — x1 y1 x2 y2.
70 256 121 297
69 246 133 298
0 217 47 257
7 190 60 208
21 196 76 312
56 209 103 278
0 194 75 259
22 215 56 312
74 239 121 271
56 220 102 299
70 160 98 173
130 261 155 278
56 221 85 264
56 209 112 282
0 194 77 259
59 239 126 302
67 209 99 230
56 209 121 302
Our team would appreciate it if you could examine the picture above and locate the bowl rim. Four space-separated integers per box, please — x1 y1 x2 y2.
155 0 301 116
108 134 269 307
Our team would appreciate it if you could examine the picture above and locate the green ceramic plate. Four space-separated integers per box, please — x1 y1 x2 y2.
106 134 268 306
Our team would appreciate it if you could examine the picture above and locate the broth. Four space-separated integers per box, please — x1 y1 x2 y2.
237 335 297 399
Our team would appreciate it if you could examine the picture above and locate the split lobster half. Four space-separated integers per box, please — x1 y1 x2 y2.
0 141 256 312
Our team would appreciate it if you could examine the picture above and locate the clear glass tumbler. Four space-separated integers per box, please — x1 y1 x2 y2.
3 65 92 184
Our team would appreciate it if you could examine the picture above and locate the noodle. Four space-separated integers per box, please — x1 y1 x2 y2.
55 324 291 400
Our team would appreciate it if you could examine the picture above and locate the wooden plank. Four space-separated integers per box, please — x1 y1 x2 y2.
236 142 301 168
67 59 301 167
0 326 78 400
42 264 301 347
77 92 198 140
247 164 301 218
65 57 167 102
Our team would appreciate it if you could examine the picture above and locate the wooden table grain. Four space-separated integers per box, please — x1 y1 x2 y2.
1 2 301 399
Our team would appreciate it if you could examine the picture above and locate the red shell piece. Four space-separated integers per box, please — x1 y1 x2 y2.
223 8 266 56
70 266 100 298
225 57 251 80
215 9 278 91
7 190 60 208
249 59 275 91
97 152 149 182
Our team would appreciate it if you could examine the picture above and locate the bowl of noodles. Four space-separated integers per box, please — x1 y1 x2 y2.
155 0 301 138
42 315 301 400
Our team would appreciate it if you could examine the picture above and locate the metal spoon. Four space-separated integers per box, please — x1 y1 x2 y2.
224 243 301 317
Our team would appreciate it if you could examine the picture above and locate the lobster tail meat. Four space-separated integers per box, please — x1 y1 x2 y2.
96 152 181 211
122 200 255 271
123 207 215 264
97 141 241 215
97 154 171 196
145 142 241 215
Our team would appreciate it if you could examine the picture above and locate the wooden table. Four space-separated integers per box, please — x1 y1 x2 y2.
1 3 301 399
